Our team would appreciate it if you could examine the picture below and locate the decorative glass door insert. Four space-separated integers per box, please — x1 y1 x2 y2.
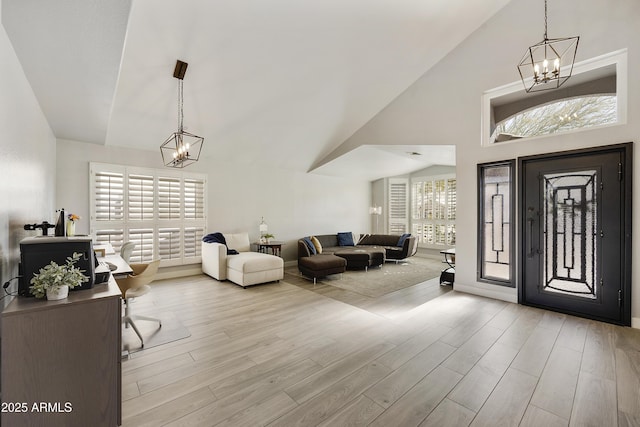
543 171 597 299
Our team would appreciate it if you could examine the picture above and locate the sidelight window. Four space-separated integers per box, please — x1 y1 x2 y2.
478 161 514 286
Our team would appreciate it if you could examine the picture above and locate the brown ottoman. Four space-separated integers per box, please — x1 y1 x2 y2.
366 247 386 268
335 248 371 270
298 254 347 284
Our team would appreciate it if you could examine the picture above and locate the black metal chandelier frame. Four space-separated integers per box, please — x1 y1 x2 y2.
160 60 204 168
517 0 579 93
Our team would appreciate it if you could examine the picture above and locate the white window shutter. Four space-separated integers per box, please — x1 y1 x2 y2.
128 228 154 263
388 179 409 234
93 171 124 221
128 174 154 220
184 178 205 220
158 177 181 220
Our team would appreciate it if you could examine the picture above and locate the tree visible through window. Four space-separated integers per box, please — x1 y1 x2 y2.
493 95 616 142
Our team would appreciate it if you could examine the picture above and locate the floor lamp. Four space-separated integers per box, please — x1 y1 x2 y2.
369 206 382 233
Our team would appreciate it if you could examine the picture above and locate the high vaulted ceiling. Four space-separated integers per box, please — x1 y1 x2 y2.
2 0 511 178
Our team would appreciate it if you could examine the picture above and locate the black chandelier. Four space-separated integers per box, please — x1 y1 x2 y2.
160 60 204 168
517 0 579 93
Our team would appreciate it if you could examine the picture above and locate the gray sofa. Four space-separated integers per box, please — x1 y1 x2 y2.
298 233 418 270
357 233 418 262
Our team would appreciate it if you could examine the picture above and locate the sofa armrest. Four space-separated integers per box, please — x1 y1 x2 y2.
298 240 312 259
404 236 418 257
202 241 228 280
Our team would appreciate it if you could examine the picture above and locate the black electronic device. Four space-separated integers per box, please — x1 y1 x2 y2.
94 254 111 284
18 237 96 297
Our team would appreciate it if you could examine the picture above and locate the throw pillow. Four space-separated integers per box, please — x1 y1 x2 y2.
397 233 411 247
310 236 323 254
337 232 355 246
302 237 317 255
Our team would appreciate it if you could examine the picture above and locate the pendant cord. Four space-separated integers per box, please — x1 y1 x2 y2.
543 0 548 40
178 80 184 133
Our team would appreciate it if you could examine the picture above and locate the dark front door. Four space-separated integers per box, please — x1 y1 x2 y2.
520 144 631 325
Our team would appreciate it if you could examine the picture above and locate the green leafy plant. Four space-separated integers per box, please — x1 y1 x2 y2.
29 252 88 298
262 233 275 239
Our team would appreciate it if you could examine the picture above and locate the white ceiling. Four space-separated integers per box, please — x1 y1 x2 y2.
2 0 511 179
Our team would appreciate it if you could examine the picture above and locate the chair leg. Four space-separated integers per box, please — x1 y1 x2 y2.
123 316 145 348
132 314 162 327
122 298 162 348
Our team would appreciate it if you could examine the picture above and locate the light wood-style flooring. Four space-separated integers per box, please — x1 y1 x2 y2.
121 273 640 427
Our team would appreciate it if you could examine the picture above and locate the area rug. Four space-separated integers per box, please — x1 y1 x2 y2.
285 256 444 298
122 311 191 354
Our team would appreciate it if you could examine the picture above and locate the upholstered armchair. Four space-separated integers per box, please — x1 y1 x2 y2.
202 232 283 288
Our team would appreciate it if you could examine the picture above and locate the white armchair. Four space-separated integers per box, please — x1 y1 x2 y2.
202 232 284 288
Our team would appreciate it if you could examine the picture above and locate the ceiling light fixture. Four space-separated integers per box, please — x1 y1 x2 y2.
160 60 204 168
517 0 579 93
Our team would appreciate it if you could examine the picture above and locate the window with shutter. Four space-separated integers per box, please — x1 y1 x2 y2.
410 174 456 248
158 228 182 261
388 179 408 234
184 178 205 220
94 171 124 221
95 229 124 253
90 163 207 266
128 228 155 263
158 177 181 220
128 174 154 220
184 227 204 258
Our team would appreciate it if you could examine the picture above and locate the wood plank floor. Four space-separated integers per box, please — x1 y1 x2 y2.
120 274 640 427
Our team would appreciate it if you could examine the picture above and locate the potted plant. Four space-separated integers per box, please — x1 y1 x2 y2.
29 252 88 300
262 233 275 244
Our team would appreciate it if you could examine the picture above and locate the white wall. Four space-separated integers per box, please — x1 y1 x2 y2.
339 0 640 325
56 139 370 264
0 15 57 307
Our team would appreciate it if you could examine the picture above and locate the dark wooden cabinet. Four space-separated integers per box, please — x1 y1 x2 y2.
1 279 121 426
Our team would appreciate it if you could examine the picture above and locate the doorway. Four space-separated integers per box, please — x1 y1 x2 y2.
519 144 632 325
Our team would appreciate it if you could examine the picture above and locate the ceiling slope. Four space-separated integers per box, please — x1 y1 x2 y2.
3 0 511 175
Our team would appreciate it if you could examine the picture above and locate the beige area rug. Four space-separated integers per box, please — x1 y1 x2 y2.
286 256 444 298
122 311 191 354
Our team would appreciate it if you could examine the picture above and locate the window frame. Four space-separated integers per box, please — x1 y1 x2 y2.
90 162 207 267
481 49 627 147
477 160 515 287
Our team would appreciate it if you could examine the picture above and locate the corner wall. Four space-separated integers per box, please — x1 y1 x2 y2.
0 17 57 308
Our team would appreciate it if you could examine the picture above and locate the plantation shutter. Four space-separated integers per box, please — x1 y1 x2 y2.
91 163 206 266
158 176 181 219
95 229 125 253
128 228 154 263
158 228 182 261
93 171 124 221
447 178 457 220
184 178 205 219
388 179 408 234
184 227 204 258
128 174 154 220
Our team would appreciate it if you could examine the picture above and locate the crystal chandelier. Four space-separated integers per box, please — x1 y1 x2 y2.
517 0 579 93
160 60 204 168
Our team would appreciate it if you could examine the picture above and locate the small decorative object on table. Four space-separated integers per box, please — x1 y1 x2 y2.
29 252 88 300
66 213 80 236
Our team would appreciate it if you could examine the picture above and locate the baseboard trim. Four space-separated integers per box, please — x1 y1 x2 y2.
154 267 204 281
454 283 518 304
632 317 640 329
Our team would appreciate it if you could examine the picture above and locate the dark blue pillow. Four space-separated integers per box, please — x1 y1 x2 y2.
397 233 411 247
337 232 355 246
302 237 317 255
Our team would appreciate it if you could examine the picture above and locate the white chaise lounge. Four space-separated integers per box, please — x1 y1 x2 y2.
202 232 284 288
